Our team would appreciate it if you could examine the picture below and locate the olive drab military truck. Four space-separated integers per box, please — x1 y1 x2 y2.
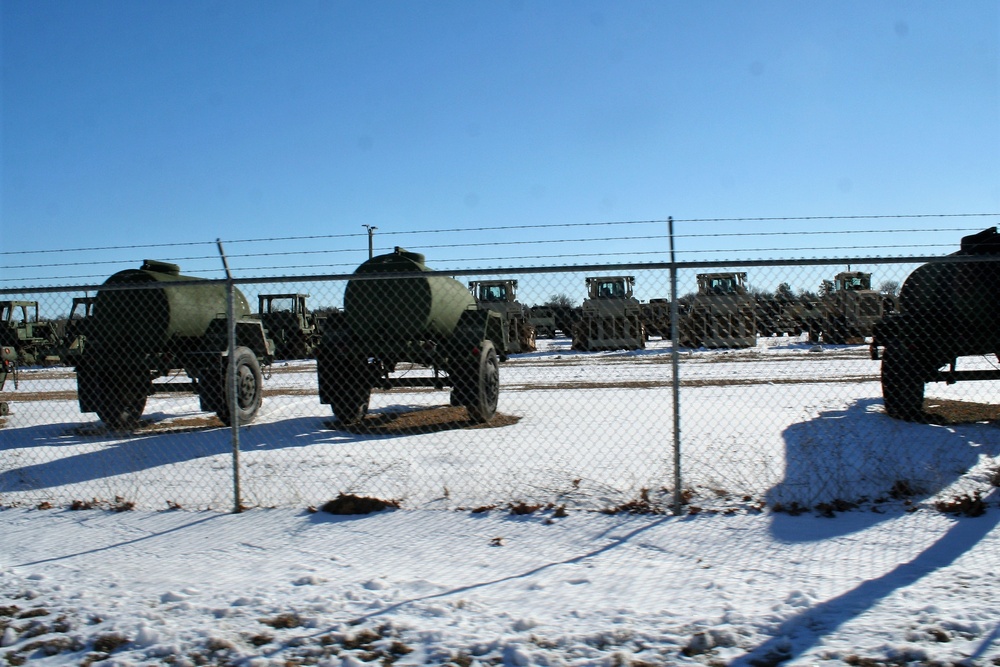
571 276 645 351
679 272 756 349
526 305 558 339
316 248 509 425
0 301 60 366
73 260 274 429
807 271 885 344
872 227 1000 421
468 280 536 353
257 293 322 360
0 344 17 416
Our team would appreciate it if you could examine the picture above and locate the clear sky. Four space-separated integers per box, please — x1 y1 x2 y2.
2 1 998 291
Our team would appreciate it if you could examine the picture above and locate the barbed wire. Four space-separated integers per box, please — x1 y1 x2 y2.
1 213 996 257
1 213 997 286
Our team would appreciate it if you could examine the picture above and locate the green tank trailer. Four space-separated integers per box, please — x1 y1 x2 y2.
73 260 274 429
316 247 507 425
872 227 1000 421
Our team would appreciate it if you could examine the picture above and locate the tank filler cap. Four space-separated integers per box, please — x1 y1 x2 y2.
392 247 426 266
141 259 181 275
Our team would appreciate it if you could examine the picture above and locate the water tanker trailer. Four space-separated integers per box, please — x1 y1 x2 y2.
316 247 507 425
872 227 1000 420
73 260 274 428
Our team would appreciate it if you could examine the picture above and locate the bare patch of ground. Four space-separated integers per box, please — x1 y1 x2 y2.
326 406 520 434
923 398 1000 424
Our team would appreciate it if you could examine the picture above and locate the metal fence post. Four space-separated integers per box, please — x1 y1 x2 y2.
216 240 242 513
669 217 683 515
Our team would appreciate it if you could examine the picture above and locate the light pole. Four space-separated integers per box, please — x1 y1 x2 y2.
363 225 377 259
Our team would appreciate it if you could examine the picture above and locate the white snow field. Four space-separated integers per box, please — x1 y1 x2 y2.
1 335 999 665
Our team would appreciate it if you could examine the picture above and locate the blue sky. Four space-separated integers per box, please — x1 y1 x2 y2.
2 1 998 291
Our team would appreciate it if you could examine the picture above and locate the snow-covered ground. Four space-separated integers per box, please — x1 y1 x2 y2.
1 335 999 665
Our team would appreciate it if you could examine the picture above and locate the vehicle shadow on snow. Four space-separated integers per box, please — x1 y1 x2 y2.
767 397 1000 542
0 406 515 492
735 488 1000 667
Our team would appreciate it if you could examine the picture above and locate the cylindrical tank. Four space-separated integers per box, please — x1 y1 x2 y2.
344 248 475 340
89 260 251 355
897 227 1000 343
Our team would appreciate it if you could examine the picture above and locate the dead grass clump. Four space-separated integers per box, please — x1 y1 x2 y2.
91 632 130 653
259 612 302 629
601 488 667 515
935 492 987 517
319 493 400 515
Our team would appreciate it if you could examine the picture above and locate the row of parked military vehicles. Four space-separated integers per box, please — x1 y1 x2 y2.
2 227 998 425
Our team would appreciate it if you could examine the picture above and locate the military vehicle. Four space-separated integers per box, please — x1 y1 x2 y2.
640 298 673 340
526 305 558 338
806 271 884 344
571 276 645 351
872 227 1000 421
0 300 60 366
257 293 322 360
316 247 508 425
73 260 274 429
58 296 95 365
679 272 756 349
468 280 536 352
0 344 17 416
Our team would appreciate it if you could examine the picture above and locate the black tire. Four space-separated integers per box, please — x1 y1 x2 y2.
881 344 927 421
211 347 264 426
464 341 499 423
91 370 148 430
323 354 371 425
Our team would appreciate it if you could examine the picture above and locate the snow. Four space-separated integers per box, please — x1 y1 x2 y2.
1 336 999 665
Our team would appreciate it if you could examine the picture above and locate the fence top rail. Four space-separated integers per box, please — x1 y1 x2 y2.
1 253 995 296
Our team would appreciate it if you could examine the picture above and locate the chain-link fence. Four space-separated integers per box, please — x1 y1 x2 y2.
2 247 1000 514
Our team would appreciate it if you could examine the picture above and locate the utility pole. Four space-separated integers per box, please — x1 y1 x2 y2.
363 225 377 259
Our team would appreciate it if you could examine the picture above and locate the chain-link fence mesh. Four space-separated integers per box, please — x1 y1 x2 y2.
2 248 1000 514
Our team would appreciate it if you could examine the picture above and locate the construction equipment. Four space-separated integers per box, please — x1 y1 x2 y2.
571 276 645 351
679 273 756 349
872 227 1000 420
468 280 536 352
316 247 509 425
806 271 884 344
0 301 60 365
257 293 321 360
527 305 558 338
73 260 274 429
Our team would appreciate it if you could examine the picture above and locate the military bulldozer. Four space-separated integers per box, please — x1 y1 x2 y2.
872 227 1000 421
73 260 274 429
316 247 508 425
257 293 322 360
468 279 536 353
679 272 756 349
571 276 645 351
807 271 884 344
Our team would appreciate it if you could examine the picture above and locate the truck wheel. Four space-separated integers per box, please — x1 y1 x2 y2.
881 345 926 421
465 341 499 423
326 356 371 425
213 347 264 426
93 372 148 430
